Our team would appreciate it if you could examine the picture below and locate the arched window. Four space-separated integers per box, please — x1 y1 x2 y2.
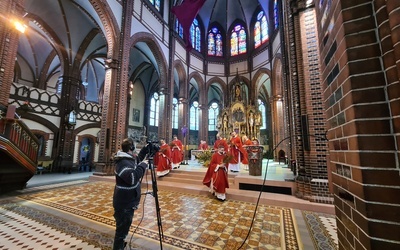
172 97 178 129
150 92 160 126
190 101 199 130
258 99 267 129
254 11 269 48
208 102 219 131
175 19 183 38
274 0 279 30
231 24 246 56
190 18 201 52
148 0 162 12
208 27 223 56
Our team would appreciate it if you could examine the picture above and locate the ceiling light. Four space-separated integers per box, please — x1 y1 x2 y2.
13 20 27 33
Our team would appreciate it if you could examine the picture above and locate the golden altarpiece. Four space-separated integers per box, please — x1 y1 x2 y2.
217 79 262 140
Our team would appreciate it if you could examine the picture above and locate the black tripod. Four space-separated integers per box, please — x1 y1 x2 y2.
145 156 164 249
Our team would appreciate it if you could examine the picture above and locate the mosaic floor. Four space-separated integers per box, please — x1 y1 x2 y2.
0 181 337 249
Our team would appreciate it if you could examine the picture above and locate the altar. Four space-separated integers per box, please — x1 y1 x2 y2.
216 77 262 140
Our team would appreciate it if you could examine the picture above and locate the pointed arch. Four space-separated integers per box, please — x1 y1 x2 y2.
129 32 168 93
271 56 287 160
206 76 226 107
272 56 283 97
188 71 204 103
173 60 187 99
253 68 272 103
89 0 120 59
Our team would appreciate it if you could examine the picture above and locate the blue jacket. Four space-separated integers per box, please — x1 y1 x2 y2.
112 151 147 209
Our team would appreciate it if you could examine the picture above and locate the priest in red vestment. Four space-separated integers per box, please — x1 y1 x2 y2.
241 135 253 170
202 144 230 201
198 140 209 150
213 133 228 152
170 135 183 169
228 131 244 172
155 139 172 177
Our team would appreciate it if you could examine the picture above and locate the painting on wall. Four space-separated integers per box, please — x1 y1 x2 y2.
132 108 140 122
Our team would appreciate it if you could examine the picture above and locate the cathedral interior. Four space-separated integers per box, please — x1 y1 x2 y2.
0 0 399 249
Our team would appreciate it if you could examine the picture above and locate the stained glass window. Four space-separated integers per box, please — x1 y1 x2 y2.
207 27 223 56
231 32 238 56
239 29 246 54
148 0 161 12
231 25 246 56
274 0 279 30
175 19 183 38
254 11 269 49
190 18 201 52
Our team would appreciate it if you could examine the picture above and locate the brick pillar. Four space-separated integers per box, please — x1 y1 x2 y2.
317 0 400 249
287 1 331 203
0 0 24 106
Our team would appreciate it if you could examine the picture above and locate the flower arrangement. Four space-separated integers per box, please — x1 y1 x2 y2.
196 149 213 167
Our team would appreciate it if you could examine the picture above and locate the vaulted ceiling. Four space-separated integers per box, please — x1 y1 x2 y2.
16 0 272 104
198 0 271 33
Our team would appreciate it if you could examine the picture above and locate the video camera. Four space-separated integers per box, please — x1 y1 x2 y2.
146 140 160 158
138 140 160 161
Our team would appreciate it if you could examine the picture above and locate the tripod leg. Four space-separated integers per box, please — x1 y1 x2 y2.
149 160 164 249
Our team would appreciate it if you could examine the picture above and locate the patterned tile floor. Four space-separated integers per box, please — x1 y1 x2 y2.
0 179 337 250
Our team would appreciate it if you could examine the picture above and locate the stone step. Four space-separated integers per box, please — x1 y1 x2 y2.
156 176 235 187
148 169 236 186
138 178 334 214
90 171 335 214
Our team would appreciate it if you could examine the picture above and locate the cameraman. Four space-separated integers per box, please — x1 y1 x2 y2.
112 138 148 250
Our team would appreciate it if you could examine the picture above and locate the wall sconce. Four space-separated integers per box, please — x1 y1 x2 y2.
65 109 77 130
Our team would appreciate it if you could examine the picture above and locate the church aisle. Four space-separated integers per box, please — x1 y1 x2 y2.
0 180 337 249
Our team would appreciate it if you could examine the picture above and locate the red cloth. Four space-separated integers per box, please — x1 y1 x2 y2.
214 139 228 152
229 135 244 164
155 144 171 172
171 139 183 164
241 139 253 164
198 143 209 150
171 0 206 50
202 152 229 194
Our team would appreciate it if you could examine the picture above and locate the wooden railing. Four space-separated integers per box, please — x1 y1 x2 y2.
0 109 39 172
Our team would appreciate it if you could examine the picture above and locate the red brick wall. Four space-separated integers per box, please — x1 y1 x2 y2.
286 1 331 204
0 0 24 106
316 0 400 249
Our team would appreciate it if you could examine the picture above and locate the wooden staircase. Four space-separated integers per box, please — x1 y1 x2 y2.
0 105 39 194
